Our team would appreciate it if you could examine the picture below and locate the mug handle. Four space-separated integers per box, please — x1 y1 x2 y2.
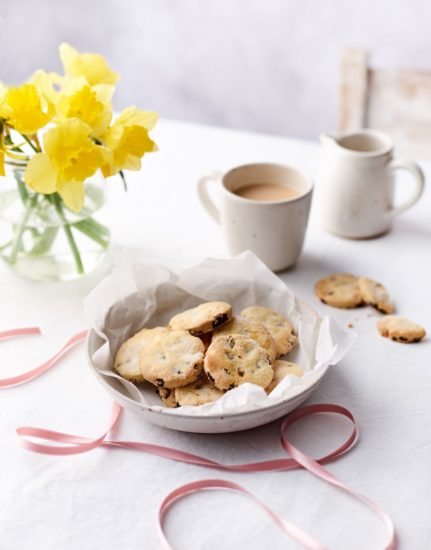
197 171 223 224
388 159 425 218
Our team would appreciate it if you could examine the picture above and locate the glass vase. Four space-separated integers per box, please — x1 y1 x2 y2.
0 164 110 282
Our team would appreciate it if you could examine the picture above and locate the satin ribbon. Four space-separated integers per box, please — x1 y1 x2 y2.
0 327 88 388
1 327 396 549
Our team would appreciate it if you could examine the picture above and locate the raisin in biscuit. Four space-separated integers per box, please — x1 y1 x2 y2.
114 328 150 382
139 327 204 388
212 316 277 362
240 306 297 356
169 301 232 335
204 334 273 390
157 387 178 408
358 277 394 314
175 375 225 406
266 360 303 393
314 273 363 309
377 316 426 343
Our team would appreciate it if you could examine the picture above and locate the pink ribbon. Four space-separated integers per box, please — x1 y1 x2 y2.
0 327 87 388
1 327 396 549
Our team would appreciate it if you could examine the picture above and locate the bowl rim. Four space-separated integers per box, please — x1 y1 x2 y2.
86 298 329 420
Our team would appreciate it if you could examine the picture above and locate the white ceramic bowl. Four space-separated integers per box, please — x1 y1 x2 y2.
86 308 328 434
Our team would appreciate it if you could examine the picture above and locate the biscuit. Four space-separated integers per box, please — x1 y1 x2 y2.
212 316 277 362
358 277 394 314
157 387 178 408
139 327 205 388
377 316 426 343
114 328 150 382
240 306 297 356
175 375 225 406
314 273 363 309
169 301 232 335
266 360 303 393
204 334 273 390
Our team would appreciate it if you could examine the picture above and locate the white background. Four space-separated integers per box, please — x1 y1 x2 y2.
2 0 431 139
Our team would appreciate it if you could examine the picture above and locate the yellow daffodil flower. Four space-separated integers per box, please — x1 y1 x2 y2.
0 83 53 135
101 106 158 177
31 70 63 104
24 118 107 212
0 82 7 102
59 43 119 86
56 77 113 137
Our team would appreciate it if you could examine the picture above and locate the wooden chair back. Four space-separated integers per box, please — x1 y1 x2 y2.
339 48 431 159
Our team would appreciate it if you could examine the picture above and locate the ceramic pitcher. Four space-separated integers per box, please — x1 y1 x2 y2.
319 129 425 238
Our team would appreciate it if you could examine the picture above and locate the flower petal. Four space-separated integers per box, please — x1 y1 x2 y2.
2 84 53 134
57 179 85 213
0 150 5 176
116 106 159 130
56 80 112 137
59 43 119 86
44 118 93 163
24 153 57 194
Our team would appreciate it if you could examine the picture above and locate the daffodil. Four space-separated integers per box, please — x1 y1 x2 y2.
0 147 4 177
0 82 7 103
0 83 53 135
56 77 113 137
31 70 63 104
101 106 158 177
24 118 107 212
60 43 119 86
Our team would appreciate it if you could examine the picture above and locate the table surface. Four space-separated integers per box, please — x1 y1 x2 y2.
1 119 430 550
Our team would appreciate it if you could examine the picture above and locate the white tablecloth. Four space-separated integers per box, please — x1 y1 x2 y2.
1 120 430 550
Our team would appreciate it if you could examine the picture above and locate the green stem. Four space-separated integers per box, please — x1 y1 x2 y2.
21 134 39 153
9 194 38 264
52 194 84 274
14 168 29 203
73 219 109 248
5 160 29 167
0 240 12 251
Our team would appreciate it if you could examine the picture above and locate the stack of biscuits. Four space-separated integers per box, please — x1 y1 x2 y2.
114 302 303 407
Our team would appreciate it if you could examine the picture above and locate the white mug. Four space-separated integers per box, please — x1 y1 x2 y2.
197 163 313 271
319 129 425 238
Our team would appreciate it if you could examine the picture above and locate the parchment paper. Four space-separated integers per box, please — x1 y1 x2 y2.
84 251 356 415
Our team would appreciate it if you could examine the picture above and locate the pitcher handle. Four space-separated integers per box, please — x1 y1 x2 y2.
197 171 223 224
389 159 425 218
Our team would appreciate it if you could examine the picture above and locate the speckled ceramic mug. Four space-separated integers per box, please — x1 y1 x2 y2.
198 163 313 271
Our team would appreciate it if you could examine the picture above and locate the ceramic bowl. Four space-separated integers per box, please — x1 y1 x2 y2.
86 303 328 434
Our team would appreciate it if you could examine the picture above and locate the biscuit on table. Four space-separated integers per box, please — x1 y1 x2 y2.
314 273 363 309
139 327 205 388
240 306 297 356
377 316 426 343
212 316 277 362
114 328 150 382
175 375 225 406
266 360 303 393
204 334 273 390
358 277 394 314
169 301 232 335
